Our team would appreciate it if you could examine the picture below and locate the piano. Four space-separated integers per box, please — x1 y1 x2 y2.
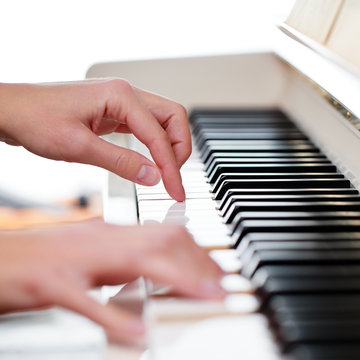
87 1 360 359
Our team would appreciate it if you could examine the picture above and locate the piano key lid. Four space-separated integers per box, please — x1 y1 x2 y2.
275 0 360 123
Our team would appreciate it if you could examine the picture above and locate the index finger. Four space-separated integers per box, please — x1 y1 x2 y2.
107 80 186 201
132 87 192 167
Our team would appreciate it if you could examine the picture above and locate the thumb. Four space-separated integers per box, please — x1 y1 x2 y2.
84 134 161 186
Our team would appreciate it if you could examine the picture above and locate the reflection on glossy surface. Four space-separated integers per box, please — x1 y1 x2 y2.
150 314 281 360
0 307 105 360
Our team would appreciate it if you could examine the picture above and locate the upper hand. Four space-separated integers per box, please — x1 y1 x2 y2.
0 80 191 201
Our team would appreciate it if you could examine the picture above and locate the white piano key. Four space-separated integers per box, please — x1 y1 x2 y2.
138 208 217 216
138 202 216 211
148 294 259 322
192 233 234 248
136 188 211 196
136 183 211 192
140 211 221 223
140 215 225 228
186 225 229 234
221 274 253 293
149 314 283 360
138 199 217 211
181 172 207 178
181 167 205 172
137 192 212 201
209 249 242 273
190 230 230 240
140 212 221 221
184 163 203 168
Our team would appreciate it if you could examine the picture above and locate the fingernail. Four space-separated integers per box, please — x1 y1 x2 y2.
137 165 160 185
201 279 227 298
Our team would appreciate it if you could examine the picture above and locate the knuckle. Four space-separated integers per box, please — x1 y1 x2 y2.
113 150 135 176
173 103 188 119
114 150 129 171
150 130 170 148
158 129 170 142
22 270 50 302
109 78 133 93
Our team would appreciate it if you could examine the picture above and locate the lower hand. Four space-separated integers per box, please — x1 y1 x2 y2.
0 220 225 343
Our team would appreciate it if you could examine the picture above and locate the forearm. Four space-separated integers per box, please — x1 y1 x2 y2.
0 83 40 146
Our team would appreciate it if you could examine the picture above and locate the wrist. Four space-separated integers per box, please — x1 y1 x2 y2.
0 83 30 145
0 83 15 140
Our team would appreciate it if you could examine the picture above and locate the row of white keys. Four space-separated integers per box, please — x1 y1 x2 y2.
136 150 284 360
137 151 234 249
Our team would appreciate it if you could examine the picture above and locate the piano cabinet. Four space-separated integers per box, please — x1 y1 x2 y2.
87 6 360 360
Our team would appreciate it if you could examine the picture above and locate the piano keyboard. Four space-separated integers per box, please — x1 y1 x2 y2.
136 109 360 360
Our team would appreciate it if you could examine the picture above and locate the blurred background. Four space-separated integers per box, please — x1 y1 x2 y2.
0 0 294 206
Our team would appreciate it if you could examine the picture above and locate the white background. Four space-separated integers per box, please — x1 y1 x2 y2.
0 0 294 204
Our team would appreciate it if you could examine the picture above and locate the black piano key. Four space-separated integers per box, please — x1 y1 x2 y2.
191 114 291 125
224 202 360 224
253 264 360 290
241 241 360 264
196 128 306 137
277 322 360 348
272 308 360 325
220 194 360 217
266 294 360 340
213 179 351 198
205 152 327 170
272 313 360 343
220 188 358 211
191 109 360 359
201 144 320 163
252 265 360 290
214 176 346 199
208 164 338 183
200 140 314 156
288 344 360 360
206 157 331 174
194 122 296 128
190 109 289 126
200 140 314 157
201 139 309 147
196 132 307 148
268 294 360 313
230 211 360 235
192 121 300 138
233 219 360 246
213 172 344 185
196 128 303 136
242 249 360 278
195 123 296 129
256 277 360 305
238 232 360 255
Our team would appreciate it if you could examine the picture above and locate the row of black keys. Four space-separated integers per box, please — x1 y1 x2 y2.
190 110 360 360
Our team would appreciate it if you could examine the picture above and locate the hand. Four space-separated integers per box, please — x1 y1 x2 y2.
0 80 191 201
0 220 225 343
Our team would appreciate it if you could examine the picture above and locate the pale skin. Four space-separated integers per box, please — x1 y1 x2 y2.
0 80 226 344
